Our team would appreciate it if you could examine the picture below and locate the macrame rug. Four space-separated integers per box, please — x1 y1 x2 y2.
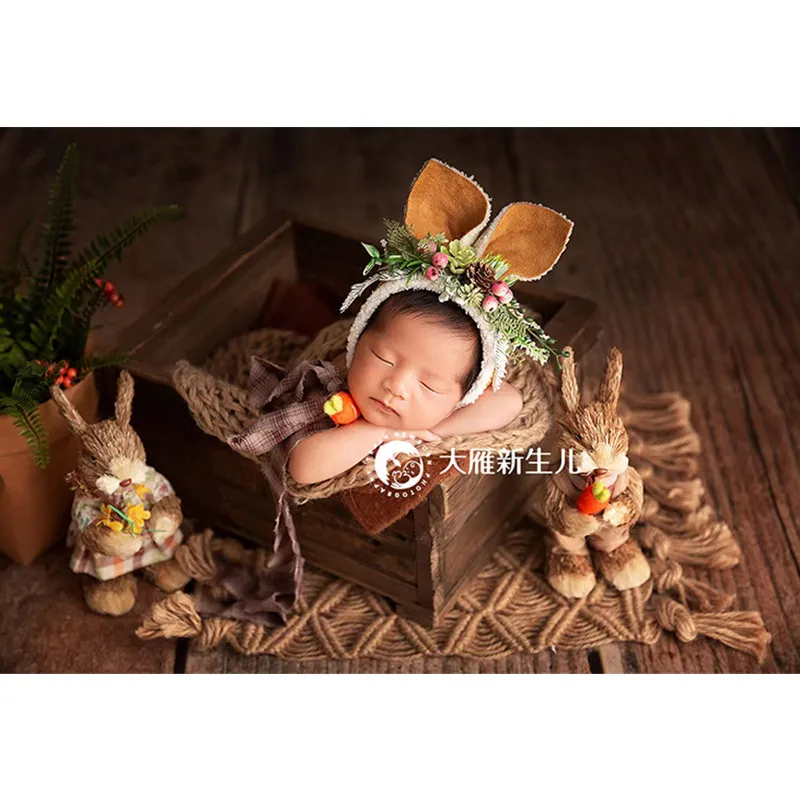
137 328 772 668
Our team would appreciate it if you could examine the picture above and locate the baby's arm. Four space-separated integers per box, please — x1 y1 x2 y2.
430 383 523 439
288 418 389 485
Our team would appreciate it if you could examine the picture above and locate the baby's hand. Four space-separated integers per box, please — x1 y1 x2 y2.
407 429 441 443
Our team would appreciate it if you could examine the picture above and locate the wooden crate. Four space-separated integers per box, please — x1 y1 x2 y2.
113 212 600 627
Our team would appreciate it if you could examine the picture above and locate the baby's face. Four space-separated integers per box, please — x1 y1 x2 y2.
347 312 478 432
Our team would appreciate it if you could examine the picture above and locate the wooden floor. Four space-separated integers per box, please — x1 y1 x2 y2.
1 128 799 673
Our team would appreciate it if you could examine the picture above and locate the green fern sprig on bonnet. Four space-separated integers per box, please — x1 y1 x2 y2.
360 218 568 366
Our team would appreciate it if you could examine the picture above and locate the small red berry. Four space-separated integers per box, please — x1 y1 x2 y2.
94 278 104 288
108 291 120 304
114 296 125 308
66 367 77 379
104 281 116 294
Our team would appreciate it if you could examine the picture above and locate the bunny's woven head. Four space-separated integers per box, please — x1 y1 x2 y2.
340 158 574 409
51 370 147 498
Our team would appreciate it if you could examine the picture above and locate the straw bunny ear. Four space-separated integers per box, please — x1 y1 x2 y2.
114 370 135 426
50 384 88 436
596 347 623 411
560 347 580 413
404 159 491 246
473 202 573 281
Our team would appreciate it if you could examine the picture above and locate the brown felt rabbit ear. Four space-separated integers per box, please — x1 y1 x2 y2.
560 347 580 413
50 384 89 436
473 202 573 281
404 159 492 246
596 347 623 411
114 370 135 427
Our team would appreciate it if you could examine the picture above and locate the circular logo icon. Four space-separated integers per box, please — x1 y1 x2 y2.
366 433 433 499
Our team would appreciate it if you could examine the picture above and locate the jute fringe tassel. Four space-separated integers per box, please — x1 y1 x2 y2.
138 365 771 665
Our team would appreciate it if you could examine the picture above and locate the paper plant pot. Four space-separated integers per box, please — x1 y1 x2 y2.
0 371 99 565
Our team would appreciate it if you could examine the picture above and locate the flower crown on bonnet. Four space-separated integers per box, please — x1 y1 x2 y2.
340 158 574 409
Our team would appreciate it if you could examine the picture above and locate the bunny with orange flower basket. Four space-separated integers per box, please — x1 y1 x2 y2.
51 370 190 616
540 346 650 598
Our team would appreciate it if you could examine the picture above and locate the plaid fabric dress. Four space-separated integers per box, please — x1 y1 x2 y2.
68 466 183 581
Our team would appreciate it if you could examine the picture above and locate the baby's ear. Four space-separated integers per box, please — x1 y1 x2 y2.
474 202 573 281
404 159 491 245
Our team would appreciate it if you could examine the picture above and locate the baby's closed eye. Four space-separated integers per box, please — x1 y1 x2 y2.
371 348 442 393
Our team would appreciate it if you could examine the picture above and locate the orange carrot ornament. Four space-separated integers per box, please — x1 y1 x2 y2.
576 480 611 515
323 391 361 425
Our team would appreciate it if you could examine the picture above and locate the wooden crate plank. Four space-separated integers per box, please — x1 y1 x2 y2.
117 213 297 366
185 129 591 675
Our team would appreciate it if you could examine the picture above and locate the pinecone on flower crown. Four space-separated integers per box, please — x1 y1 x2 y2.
464 262 497 291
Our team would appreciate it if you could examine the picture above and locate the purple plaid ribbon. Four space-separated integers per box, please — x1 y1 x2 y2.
214 355 345 625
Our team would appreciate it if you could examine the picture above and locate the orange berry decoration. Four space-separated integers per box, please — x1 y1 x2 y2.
576 480 611 515
94 278 124 308
323 391 361 426
53 362 78 389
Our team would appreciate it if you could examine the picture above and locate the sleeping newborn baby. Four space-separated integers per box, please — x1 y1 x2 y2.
288 289 523 485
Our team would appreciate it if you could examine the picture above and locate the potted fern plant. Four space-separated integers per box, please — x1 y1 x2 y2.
0 143 182 564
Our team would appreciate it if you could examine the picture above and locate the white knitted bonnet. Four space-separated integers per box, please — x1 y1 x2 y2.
340 159 574 409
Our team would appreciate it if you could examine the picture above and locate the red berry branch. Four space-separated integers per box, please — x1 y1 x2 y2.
32 360 79 389
93 277 125 308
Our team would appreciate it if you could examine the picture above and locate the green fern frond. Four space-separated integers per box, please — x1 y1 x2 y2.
30 144 79 307
383 219 419 259
72 205 183 274
82 281 109 321
2 217 32 306
28 260 90 354
0 386 50 468
1 143 183 468
0 339 28 385
69 283 109 356
80 350 129 373
72 205 182 318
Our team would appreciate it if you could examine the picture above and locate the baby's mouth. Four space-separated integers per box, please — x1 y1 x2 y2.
372 397 398 415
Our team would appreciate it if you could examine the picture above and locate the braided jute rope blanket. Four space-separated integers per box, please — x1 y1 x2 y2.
137 325 772 665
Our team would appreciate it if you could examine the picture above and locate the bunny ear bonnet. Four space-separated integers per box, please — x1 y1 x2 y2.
340 158 574 408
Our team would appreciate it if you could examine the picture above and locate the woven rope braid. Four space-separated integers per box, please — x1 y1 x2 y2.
138 379 772 665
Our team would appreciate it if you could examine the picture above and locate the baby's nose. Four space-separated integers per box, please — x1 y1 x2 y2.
383 374 407 400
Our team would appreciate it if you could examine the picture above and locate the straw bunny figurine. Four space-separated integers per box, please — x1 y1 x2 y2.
51 370 189 616
542 346 650 598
